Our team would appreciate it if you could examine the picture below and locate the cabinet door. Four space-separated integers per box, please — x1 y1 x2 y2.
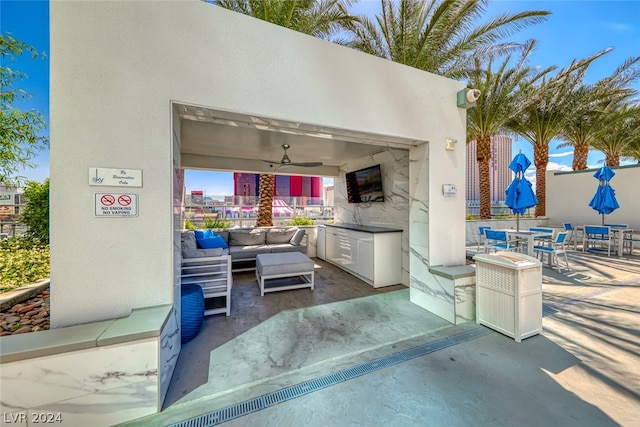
340 235 357 273
325 230 338 263
317 227 326 260
357 240 374 280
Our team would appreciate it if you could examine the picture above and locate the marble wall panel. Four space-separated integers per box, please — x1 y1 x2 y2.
167 110 183 405
334 149 410 285
159 307 180 406
30 377 158 427
0 339 158 415
454 278 476 324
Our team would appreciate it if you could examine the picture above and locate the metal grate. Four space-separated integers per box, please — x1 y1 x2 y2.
169 327 491 427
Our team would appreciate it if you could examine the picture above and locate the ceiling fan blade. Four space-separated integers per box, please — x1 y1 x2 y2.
258 145 323 168
290 162 324 167
259 159 282 165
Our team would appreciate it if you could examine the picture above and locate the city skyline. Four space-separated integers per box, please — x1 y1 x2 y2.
3 0 639 195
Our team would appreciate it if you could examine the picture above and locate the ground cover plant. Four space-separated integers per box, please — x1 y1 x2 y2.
0 237 50 292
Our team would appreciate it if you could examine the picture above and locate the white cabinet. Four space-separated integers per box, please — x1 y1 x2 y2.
325 225 401 287
357 240 374 281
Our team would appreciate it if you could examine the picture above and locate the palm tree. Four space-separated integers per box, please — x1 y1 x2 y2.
214 0 357 225
348 0 550 79
506 49 611 217
467 40 552 219
214 0 358 43
558 57 640 170
592 104 640 166
621 136 640 163
256 174 275 226
556 86 609 171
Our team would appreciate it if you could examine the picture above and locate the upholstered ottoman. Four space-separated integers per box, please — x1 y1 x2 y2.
255 252 314 296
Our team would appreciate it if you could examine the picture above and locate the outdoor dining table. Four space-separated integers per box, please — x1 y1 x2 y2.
575 225 633 257
492 229 553 256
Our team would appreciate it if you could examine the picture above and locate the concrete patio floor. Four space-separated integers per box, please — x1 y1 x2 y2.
121 250 640 427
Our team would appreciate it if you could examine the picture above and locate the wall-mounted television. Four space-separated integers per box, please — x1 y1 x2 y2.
346 164 385 203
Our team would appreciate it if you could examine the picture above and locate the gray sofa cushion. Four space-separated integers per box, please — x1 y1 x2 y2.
268 244 306 254
228 245 269 260
289 229 306 246
266 227 298 244
229 230 267 246
181 231 198 252
216 230 230 244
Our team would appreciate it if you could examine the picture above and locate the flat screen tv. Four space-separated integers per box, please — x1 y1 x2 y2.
346 164 385 203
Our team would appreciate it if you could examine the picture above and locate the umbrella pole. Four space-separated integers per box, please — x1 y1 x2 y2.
602 213 605 226
516 213 520 232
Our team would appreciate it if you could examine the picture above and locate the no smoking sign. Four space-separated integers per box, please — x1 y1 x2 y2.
95 193 138 217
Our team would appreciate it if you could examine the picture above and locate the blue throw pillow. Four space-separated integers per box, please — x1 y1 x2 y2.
194 229 211 241
198 234 228 249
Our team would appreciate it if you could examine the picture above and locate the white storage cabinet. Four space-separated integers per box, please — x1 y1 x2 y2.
473 251 542 342
325 225 401 287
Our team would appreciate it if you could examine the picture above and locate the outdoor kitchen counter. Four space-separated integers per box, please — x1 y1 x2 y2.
324 224 402 287
326 223 403 233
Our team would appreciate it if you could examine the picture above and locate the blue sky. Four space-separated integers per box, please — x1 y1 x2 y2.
3 0 639 195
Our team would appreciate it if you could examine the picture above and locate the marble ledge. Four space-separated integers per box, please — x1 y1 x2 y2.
0 304 173 364
429 265 476 280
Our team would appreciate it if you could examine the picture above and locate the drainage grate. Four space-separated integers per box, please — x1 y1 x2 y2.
168 327 491 427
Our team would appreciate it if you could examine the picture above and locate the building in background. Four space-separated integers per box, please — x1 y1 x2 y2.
466 135 512 214
233 173 322 205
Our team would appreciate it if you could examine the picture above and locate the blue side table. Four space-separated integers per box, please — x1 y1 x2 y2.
181 284 204 343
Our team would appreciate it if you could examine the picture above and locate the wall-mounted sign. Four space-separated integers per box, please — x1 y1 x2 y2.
442 184 457 197
0 205 14 214
89 167 142 187
0 193 14 205
95 193 138 217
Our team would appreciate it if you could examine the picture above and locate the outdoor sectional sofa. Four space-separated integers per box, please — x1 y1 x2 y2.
179 227 308 317
181 226 307 272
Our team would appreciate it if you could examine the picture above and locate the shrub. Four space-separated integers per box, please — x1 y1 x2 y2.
184 218 198 230
286 217 316 226
203 215 232 229
0 237 50 292
20 179 49 244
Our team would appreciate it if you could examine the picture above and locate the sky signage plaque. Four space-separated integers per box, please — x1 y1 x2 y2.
89 167 142 187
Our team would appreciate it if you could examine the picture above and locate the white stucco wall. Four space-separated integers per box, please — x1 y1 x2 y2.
50 0 466 327
546 165 640 230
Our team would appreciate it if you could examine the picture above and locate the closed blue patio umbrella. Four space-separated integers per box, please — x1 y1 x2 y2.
505 152 538 231
588 165 619 225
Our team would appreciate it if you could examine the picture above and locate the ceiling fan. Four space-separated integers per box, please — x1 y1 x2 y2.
261 144 323 168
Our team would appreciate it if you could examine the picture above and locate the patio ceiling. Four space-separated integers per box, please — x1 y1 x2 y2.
177 103 425 176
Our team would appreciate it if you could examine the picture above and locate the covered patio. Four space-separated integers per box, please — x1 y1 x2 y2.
5 1 469 425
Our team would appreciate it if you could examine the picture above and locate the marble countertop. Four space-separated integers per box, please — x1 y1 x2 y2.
326 223 403 233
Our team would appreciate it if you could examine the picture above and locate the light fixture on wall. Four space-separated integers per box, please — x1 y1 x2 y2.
457 88 481 108
445 138 458 151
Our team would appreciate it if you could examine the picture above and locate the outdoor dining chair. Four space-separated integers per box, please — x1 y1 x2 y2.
484 229 519 253
534 231 570 272
583 225 613 256
623 232 640 255
563 223 580 250
477 226 492 252
529 227 554 245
